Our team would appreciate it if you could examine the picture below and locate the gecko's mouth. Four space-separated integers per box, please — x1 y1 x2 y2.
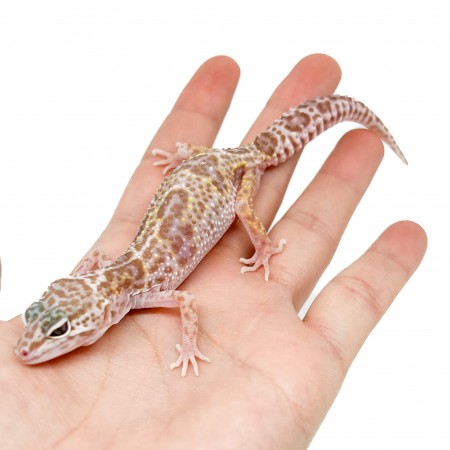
15 346 51 364
15 346 75 364
14 337 72 364
15 330 93 364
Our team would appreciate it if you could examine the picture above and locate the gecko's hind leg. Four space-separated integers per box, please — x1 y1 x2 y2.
152 142 213 174
71 249 114 276
130 289 210 376
235 168 286 282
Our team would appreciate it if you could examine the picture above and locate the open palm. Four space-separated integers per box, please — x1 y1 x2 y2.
0 54 426 449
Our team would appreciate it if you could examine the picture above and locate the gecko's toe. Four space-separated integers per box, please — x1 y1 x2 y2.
239 238 287 281
170 343 210 377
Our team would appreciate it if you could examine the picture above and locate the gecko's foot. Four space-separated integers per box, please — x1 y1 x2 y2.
239 238 287 282
152 142 192 174
170 342 211 377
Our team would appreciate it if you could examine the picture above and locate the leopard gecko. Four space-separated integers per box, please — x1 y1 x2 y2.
14 95 407 375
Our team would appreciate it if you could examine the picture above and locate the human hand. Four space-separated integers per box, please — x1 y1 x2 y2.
0 54 426 449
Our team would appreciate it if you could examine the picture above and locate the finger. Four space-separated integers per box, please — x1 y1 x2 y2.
244 54 341 221
270 129 384 301
303 221 427 373
242 54 341 145
224 54 342 252
144 55 240 160
90 56 240 258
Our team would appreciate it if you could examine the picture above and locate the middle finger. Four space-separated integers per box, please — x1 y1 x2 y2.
221 54 341 257
271 129 385 307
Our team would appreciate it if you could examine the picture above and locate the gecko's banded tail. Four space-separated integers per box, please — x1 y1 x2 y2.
252 95 407 167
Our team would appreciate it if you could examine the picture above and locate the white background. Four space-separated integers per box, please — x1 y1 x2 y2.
0 0 448 448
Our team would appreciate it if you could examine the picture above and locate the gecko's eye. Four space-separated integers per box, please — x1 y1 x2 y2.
41 308 71 339
46 318 71 339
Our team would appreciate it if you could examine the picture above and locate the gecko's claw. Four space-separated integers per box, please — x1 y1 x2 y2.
170 343 211 377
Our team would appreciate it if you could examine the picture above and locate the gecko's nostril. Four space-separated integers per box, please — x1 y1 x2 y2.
21 350 29 358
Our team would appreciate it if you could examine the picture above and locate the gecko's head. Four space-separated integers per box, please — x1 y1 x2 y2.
15 278 112 364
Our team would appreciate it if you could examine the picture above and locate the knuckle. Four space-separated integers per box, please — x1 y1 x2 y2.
333 273 384 318
285 209 337 250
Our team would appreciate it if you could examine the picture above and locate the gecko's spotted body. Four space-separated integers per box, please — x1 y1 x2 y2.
15 96 406 375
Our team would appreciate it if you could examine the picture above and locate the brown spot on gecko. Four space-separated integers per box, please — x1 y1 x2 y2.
254 131 278 155
189 155 226 192
156 189 188 220
317 100 332 115
285 112 312 132
171 239 182 254
29 340 43 353
96 299 105 309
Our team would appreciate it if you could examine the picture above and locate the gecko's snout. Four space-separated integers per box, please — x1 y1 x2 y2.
14 343 34 363
14 337 56 365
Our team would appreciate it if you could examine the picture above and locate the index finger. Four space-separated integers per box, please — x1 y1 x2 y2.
86 56 240 259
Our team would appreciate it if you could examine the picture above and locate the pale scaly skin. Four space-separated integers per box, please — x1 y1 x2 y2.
15 95 407 375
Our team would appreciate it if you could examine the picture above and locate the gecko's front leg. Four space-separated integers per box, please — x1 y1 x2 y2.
130 289 210 376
